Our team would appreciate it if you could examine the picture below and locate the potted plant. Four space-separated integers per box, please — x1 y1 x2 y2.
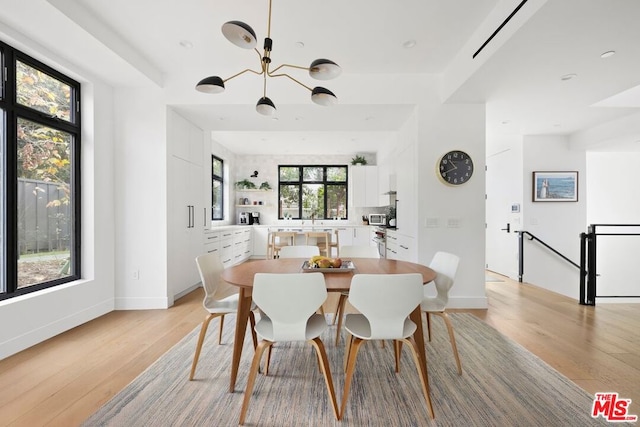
350 155 367 166
235 179 257 189
259 181 271 190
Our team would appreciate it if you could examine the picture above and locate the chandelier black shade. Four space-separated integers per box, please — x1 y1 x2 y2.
195 0 341 115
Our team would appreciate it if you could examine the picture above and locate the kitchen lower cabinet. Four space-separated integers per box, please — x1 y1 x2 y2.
252 227 269 258
337 226 375 250
203 229 221 256
385 230 416 262
219 229 234 268
233 228 252 264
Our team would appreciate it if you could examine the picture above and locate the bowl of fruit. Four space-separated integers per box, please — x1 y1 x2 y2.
302 255 355 272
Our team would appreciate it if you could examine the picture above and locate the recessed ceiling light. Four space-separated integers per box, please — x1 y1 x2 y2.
501 120 510 125
365 116 374 121
600 50 616 58
402 40 417 49
295 41 305 48
560 73 577 81
179 40 193 49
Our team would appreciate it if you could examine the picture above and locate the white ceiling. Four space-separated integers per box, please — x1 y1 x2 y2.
2 0 640 154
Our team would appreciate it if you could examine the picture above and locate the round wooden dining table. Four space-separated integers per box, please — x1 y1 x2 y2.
220 257 436 392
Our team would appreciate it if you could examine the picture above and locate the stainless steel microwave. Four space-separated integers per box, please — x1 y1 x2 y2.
368 213 386 225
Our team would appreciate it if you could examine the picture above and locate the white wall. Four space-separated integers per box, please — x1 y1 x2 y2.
417 102 488 308
0 57 116 359
113 88 169 309
520 136 587 298
586 152 640 299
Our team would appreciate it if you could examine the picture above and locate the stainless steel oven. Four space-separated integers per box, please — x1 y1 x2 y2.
373 227 386 258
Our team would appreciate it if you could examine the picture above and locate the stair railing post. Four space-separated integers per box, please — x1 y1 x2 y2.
586 225 597 306
518 231 524 282
579 232 587 305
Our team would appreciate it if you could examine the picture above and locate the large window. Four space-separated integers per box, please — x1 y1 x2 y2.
278 165 347 220
0 41 81 300
211 155 224 220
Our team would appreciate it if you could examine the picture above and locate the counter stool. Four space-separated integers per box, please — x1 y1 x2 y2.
267 231 296 259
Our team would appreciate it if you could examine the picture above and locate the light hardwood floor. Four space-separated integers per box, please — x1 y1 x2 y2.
1 272 639 426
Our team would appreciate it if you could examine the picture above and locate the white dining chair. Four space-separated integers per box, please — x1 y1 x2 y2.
278 245 320 258
421 251 462 375
340 273 434 420
332 245 380 345
239 272 339 424
276 245 326 318
189 252 258 381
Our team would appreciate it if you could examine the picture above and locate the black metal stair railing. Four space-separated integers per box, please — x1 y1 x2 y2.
580 224 640 306
517 230 586 300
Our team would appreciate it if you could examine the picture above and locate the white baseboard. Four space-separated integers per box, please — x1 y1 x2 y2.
0 299 113 360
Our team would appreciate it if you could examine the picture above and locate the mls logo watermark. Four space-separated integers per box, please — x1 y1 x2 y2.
592 392 638 422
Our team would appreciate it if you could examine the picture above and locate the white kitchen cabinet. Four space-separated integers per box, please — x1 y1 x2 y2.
219 229 234 268
169 109 204 167
203 229 221 256
167 109 206 298
351 165 379 207
252 227 269 258
395 143 417 236
233 228 252 264
352 226 375 247
385 229 416 262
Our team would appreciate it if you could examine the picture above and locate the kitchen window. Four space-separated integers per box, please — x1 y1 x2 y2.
211 155 224 220
278 165 347 220
0 41 82 300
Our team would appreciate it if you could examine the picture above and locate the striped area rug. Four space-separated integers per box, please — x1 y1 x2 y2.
83 313 613 426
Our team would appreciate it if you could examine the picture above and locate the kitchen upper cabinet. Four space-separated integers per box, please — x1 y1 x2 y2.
351 165 379 207
169 109 204 166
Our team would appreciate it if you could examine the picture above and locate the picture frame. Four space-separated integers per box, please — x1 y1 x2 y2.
532 171 578 202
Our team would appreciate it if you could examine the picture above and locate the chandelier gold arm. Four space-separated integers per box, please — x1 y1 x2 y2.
222 67 264 83
267 71 313 92
269 63 310 74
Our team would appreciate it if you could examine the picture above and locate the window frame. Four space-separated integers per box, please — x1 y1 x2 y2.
278 165 348 220
0 41 82 301
211 154 224 221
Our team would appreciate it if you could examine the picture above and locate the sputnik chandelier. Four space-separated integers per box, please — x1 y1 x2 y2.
195 0 341 116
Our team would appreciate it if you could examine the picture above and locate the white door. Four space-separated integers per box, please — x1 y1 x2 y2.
485 149 520 278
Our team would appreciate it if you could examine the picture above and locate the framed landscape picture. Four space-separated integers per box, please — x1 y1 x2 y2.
532 171 578 202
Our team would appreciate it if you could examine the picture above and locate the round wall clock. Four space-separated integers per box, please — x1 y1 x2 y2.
437 150 474 185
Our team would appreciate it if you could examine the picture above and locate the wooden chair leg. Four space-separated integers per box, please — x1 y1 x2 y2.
264 344 273 376
333 293 347 325
310 337 340 420
403 337 435 419
339 337 366 420
334 294 348 345
437 312 462 375
249 311 258 350
394 340 403 373
189 313 218 380
425 312 432 341
218 314 225 344
239 340 272 425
